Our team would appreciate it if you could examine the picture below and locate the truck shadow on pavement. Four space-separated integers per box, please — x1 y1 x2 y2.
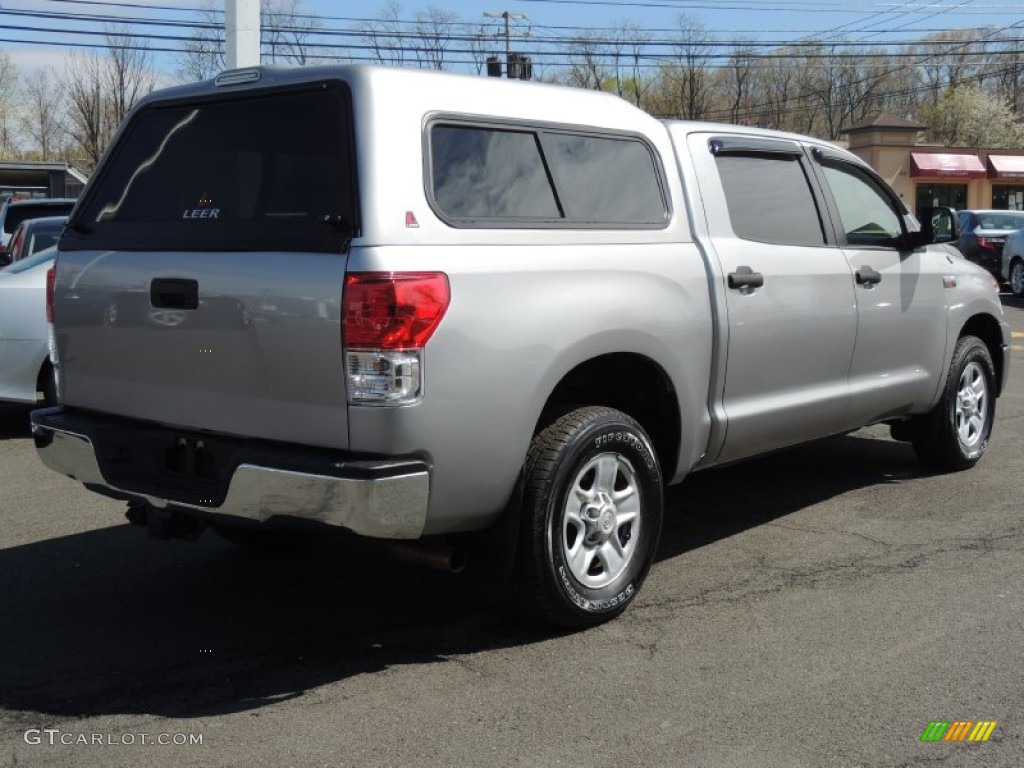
0 404 32 440
0 431 928 720
659 430 923 561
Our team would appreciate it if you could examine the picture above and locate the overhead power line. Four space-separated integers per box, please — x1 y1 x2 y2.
3 7 1021 51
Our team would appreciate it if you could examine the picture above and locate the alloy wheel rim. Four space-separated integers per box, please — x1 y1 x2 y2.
561 452 640 589
1013 263 1024 295
955 361 988 449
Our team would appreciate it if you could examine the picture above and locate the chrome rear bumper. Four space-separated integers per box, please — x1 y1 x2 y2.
30 407 430 539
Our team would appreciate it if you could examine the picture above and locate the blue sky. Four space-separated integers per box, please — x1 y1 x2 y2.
334 0 1023 41
1 0 1022 77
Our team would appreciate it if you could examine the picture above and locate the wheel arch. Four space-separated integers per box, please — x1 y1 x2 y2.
534 352 682 480
959 313 1005 396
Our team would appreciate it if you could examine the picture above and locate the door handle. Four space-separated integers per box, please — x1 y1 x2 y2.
727 266 764 290
150 278 199 309
855 266 882 287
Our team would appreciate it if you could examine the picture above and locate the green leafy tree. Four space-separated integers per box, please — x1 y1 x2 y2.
922 84 1024 147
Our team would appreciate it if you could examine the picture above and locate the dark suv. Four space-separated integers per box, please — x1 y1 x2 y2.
955 209 1024 279
0 198 76 260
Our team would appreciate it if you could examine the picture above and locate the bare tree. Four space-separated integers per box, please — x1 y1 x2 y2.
723 40 756 124
20 69 63 160
262 0 321 65
178 0 323 79
914 29 985 108
62 50 109 171
177 0 224 82
664 15 713 119
567 33 609 90
752 53 797 129
0 51 19 159
467 23 491 75
992 32 1024 115
604 27 627 99
104 25 157 131
362 2 408 67
621 22 654 109
411 7 459 71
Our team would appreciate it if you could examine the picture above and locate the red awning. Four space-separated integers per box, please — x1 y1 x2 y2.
988 155 1024 179
910 152 986 179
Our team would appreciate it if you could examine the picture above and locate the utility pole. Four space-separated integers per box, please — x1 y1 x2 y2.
484 10 527 79
226 0 260 69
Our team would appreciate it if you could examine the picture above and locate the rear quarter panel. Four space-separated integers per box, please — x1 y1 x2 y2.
347 240 713 535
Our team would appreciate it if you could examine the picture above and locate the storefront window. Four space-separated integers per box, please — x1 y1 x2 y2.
992 185 1024 211
916 183 967 214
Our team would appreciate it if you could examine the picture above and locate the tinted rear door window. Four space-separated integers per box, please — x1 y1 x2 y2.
714 153 825 246
63 84 357 253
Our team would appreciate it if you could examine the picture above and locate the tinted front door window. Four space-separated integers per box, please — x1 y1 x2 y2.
822 164 902 246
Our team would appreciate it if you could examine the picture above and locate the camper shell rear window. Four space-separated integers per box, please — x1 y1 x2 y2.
61 82 359 253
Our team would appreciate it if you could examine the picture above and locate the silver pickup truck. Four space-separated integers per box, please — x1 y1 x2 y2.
32 65 1010 628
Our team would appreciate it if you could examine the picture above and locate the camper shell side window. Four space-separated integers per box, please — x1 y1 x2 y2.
425 116 670 229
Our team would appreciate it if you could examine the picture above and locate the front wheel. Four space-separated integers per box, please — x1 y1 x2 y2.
513 407 663 628
912 335 996 471
1010 259 1024 298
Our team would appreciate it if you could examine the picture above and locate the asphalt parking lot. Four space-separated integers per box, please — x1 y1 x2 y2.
2 301 1024 768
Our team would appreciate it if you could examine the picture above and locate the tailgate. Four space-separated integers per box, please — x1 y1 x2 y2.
53 77 359 449
55 249 349 448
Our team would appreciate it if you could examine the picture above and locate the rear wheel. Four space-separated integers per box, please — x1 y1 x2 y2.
911 335 995 471
513 406 663 628
1010 259 1024 298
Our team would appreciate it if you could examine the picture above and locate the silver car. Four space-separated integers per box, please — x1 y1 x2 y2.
0 247 56 403
1001 226 1024 297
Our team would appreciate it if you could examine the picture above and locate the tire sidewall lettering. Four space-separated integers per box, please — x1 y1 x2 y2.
593 430 657 472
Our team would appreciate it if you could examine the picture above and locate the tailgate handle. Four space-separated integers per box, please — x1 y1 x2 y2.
151 278 198 310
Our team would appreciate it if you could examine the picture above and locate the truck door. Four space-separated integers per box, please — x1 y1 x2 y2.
811 151 948 424
686 133 858 463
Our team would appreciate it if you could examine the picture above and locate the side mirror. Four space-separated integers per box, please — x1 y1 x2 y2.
918 206 959 244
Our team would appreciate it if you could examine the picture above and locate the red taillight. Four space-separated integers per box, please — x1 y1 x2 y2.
45 265 55 323
343 272 450 350
978 236 990 248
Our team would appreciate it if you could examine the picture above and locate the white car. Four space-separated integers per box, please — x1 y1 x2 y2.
0 246 55 403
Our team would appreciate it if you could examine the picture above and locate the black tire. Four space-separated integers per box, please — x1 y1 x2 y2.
911 335 996 471
1010 259 1024 298
210 521 318 550
513 406 663 629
